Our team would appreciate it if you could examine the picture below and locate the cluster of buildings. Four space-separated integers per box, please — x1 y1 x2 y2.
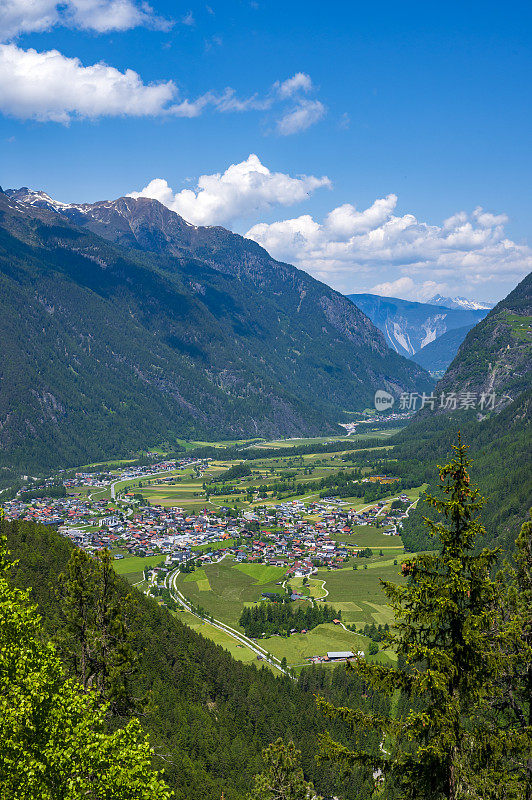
3 470 411 573
338 409 414 435
63 457 202 491
3 495 112 528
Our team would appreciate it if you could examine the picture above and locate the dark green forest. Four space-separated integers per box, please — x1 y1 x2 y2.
2 517 384 800
239 601 340 638
0 190 430 472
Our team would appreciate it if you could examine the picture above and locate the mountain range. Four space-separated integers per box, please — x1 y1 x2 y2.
347 293 489 371
397 271 531 553
0 187 431 471
427 294 493 311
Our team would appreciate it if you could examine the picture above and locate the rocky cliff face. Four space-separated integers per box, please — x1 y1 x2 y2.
347 292 488 361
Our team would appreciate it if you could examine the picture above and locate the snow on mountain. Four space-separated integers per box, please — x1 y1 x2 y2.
428 294 493 311
347 293 490 373
4 187 76 211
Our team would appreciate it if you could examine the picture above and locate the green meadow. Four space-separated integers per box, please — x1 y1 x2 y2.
314 560 407 629
173 559 286 626
171 551 408 668
113 554 164 583
177 611 277 672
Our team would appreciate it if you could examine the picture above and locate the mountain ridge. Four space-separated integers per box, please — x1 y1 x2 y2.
346 292 488 365
0 188 431 471
428 293 493 311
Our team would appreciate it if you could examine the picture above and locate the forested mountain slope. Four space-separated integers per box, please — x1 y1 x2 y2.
410 324 476 373
3 518 382 800
0 189 430 472
346 292 487 359
433 271 532 413
396 272 531 554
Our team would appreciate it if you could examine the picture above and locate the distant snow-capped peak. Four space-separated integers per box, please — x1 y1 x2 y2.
428 294 493 311
5 187 79 212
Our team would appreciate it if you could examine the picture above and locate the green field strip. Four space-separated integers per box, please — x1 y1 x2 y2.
233 563 287 584
112 555 163 575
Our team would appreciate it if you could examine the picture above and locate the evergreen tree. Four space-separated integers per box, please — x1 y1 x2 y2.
467 512 532 799
0 536 170 799
507 512 532 798
56 548 138 716
248 739 318 800
317 437 501 800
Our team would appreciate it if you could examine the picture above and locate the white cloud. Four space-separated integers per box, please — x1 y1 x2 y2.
472 206 508 228
371 277 448 302
268 73 326 135
275 72 313 98
0 0 326 136
276 98 326 135
0 45 284 122
0 43 177 121
0 50 326 130
211 87 272 113
1 0 58 38
128 154 331 226
325 196 398 238
245 198 532 299
0 0 169 39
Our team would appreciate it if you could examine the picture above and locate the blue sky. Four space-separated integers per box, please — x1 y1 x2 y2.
1 0 531 302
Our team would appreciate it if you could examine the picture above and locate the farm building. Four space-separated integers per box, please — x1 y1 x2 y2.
326 651 354 661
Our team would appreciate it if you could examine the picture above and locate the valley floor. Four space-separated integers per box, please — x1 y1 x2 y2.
4 433 425 672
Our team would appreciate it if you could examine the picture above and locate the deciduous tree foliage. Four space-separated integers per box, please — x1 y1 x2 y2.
248 739 317 800
0 536 170 800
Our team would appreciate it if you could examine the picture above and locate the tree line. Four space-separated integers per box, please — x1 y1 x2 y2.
239 601 340 638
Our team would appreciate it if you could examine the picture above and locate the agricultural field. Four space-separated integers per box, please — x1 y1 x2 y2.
113 554 164 583
173 559 286 626
104 433 405 512
334 526 405 548
254 430 401 448
313 560 406 629
263 624 398 671
264 623 367 667
100 431 423 670
171 548 409 669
